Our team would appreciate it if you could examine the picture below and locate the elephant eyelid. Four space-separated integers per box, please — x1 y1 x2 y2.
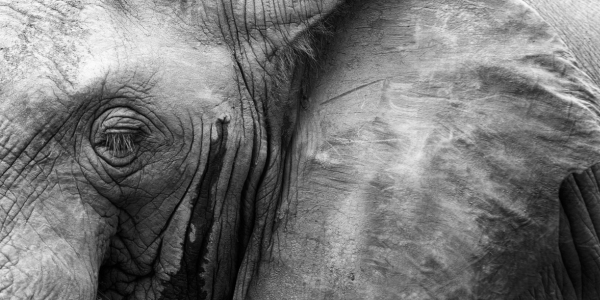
99 128 143 155
90 108 153 166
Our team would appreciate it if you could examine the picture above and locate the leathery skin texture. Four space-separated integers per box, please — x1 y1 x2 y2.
2 0 600 300
0 0 335 299
243 0 600 299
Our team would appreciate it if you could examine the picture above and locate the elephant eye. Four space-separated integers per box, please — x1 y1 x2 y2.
94 127 144 166
91 107 150 167
100 128 141 157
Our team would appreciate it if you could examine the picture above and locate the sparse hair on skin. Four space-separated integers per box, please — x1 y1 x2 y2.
267 6 345 107
272 19 332 82
259 5 348 146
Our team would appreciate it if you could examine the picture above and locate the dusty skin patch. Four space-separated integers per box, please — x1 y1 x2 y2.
246 0 600 299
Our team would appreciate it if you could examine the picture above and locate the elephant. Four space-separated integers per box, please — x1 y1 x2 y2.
2 0 600 299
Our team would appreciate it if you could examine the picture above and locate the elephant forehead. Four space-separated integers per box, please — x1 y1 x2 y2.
75 8 236 111
0 1 236 128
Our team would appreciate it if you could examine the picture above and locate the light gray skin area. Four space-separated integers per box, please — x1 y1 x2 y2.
248 1 600 299
2 0 600 299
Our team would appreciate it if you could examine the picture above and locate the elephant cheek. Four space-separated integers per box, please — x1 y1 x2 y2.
0 240 96 299
0 190 115 299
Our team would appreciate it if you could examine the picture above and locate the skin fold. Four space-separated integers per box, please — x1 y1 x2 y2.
1 0 600 300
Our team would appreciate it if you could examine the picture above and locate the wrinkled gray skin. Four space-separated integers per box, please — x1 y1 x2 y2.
246 1 600 299
0 0 322 298
2 0 600 299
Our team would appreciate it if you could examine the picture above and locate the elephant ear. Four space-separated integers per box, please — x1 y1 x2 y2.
241 0 600 299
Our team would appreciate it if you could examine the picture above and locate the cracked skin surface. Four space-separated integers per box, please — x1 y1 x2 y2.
2 0 600 300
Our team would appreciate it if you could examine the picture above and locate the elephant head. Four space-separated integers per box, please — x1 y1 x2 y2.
2 0 600 299
0 0 341 299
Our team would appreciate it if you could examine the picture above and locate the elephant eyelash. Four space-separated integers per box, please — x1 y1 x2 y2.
101 131 139 155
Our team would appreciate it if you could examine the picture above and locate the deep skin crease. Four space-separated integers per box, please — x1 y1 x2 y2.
0 0 333 299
